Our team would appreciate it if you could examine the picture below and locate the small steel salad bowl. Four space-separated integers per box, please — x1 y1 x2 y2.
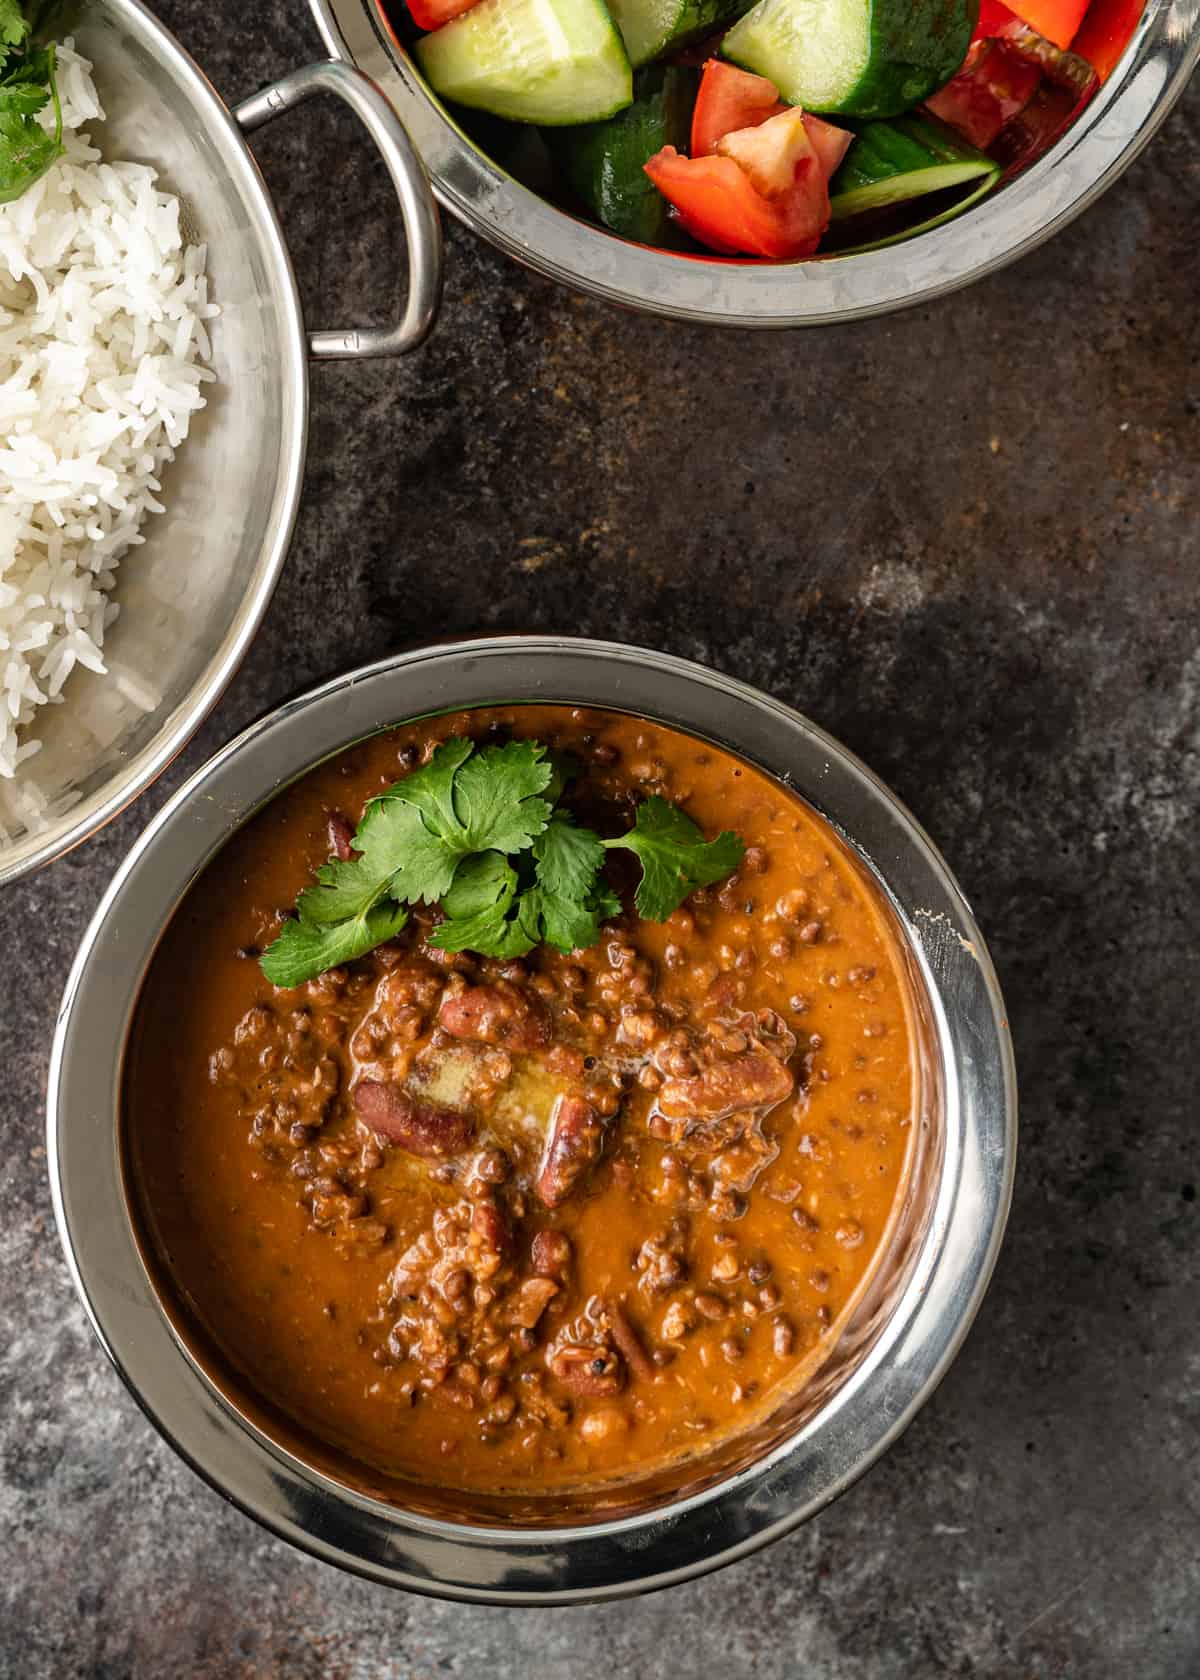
0 0 442 886
49 637 1016 1604
308 0 1199 325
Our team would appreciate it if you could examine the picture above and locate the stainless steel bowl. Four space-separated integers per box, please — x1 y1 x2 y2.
0 0 442 886
310 0 1198 325
49 636 1017 1603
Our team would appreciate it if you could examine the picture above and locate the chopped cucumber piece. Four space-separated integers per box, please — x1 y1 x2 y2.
722 0 978 117
416 0 633 126
547 65 694 241
608 0 755 68
829 114 998 217
825 168 1001 249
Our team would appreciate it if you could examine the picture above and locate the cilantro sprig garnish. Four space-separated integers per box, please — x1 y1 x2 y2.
602 795 745 920
0 5 67 206
260 736 743 988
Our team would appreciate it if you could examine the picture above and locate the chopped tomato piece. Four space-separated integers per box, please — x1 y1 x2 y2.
997 0 1088 46
406 0 480 29
715 108 850 202
643 148 825 258
691 60 786 157
801 112 853 181
930 20 1098 168
657 68 852 260
717 107 815 196
925 38 1042 148
973 0 1022 34
987 28 1098 169
968 0 1095 58
1072 0 1144 78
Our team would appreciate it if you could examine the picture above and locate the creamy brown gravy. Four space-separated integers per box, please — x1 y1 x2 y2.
125 705 917 1504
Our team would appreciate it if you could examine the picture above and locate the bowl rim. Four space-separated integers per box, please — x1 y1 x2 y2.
0 0 309 888
309 0 1199 325
48 635 1018 1603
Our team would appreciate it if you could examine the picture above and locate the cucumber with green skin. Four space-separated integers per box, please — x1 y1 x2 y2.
416 0 633 126
608 0 756 69
722 0 979 117
825 170 1002 249
548 66 695 242
829 114 999 218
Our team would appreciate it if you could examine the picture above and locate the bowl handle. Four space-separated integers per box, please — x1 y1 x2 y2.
234 60 443 358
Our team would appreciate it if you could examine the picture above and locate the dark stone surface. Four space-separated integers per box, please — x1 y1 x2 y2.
2 2 1198 1675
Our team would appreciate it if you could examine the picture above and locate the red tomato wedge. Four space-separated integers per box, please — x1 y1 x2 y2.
690 61 851 178
1072 0 1145 77
995 0 1088 46
646 105 850 259
925 38 1042 148
406 0 480 29
973 0 1022 34
975 0 1114 61
643 149 824 258
717 105 816 195
802 112 854 180
691 61 785 157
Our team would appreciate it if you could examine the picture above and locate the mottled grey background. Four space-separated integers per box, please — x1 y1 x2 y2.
2 2 1198 1675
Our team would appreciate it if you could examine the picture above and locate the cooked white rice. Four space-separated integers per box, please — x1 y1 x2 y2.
0 41 216 781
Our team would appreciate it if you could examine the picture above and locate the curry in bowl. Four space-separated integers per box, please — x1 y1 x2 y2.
125 704 921 1508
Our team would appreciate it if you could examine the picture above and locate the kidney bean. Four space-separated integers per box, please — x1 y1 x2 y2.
502 1276 560 1329
438 982 549 1052
548 1343 624 1397
580 1407 629 1444
658 1051 794 1125
327 812 355 861
605 1299 656 1383
536 1096 608 1208
660 1301 697 1340
531 1229 572 1279
694 1292 727 1321
473 1147 511 1186
471 1195 512 1261
353 1081 474 1157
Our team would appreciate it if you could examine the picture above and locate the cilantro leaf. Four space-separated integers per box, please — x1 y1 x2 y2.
0 1 28 55
520 813 617 953
443 739 554 855
428 852 538 959
429 814 621 958
0 77 47 117
3 40 50 81
533 811 604 901
260 900 408 990
357 793 455 906
590 880 624 923
260 833 410 987
294 855 391 925
259 735 745 982
0 38 60 205
519 885 600 955
603 795 744 921
0 101 59 200
542 749 581 807
260 737 558 980
374 737 473 837
368 737 553 905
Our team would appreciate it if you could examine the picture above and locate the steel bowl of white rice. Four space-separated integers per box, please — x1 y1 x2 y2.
0 0 442 884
